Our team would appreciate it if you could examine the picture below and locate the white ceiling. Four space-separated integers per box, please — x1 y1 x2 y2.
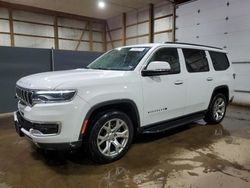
3 0 165 19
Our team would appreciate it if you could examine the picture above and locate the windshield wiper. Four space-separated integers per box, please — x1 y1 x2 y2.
91 67 113 70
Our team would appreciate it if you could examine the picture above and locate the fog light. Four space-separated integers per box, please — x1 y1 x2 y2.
30 129 43 136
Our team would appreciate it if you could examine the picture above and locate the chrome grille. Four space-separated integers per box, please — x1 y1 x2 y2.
16 86 33 106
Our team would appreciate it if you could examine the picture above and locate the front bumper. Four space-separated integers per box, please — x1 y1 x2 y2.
14 111 60 136
13 94 91 150
14 111 82 150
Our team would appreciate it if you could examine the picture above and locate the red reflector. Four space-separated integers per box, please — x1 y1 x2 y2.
81 120 88 134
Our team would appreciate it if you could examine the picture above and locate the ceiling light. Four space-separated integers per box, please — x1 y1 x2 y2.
98 1 105 9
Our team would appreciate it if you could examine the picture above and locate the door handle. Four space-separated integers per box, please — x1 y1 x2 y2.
174 80 184 85
207 77 213 81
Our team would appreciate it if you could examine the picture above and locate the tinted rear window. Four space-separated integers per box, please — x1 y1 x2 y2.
209 51 230 71
183 49 209 73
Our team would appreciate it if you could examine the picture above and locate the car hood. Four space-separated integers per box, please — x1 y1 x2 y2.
16 69 127 90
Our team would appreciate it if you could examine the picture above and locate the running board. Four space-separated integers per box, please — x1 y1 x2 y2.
139 111 206 134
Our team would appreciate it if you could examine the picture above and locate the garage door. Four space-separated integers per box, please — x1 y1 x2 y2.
176 0 250 105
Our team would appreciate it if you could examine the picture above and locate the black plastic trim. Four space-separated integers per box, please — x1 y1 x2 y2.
138 110 206 134
211 85 229 102
141 70 169 77
232 62 250 64
35 141 82 150
234 90 250 94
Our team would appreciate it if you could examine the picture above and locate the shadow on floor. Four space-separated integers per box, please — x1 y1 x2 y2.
30 122 231 168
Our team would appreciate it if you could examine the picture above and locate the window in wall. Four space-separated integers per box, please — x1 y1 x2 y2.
209 51 230 71
149 48 180 74
183 49 209 73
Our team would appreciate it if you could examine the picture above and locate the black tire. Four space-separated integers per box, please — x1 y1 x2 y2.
204 93 227 124
86 110 134 164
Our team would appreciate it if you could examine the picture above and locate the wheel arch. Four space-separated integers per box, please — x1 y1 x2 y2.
204 85 229 124
79 99 140 140
208 85 229 108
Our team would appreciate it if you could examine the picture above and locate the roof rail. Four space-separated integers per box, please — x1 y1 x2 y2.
164 42 223 50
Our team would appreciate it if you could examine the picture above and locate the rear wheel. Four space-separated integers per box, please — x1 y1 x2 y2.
87 110 134 163
204 93 227 124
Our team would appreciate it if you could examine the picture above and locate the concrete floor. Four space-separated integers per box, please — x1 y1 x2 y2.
0 105 250 188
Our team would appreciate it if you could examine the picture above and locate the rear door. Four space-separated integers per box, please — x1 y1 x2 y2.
208 51 234 100
181 48 214 114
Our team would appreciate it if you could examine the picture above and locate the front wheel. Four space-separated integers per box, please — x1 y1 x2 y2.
87 110 134 163
204 93 227 124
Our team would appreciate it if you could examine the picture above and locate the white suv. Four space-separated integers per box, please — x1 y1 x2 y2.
14 43 234 163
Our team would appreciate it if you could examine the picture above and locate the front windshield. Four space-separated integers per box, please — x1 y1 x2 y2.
87 47 150 71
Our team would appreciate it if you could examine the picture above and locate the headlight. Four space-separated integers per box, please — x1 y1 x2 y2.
32 90 77 105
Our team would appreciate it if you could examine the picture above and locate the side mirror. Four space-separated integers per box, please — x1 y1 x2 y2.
141 61 171 77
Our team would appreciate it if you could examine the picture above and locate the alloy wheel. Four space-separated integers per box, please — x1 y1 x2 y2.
97 118 129 157
213 97 226 121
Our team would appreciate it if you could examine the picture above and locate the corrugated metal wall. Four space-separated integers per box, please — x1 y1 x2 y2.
0 46 102 113
0 7 105 52
176 0 250 105
106 1 174 50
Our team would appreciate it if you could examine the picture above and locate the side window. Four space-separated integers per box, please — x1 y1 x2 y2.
183 49 209 73
209 51 230 71
149 48 180 74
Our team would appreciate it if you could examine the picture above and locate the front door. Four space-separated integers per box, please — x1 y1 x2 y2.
141 48 186 126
